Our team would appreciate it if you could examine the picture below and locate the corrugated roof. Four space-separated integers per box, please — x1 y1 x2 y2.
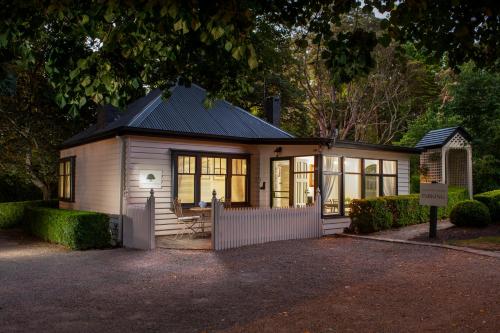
62 84 292 147
415 126 471 149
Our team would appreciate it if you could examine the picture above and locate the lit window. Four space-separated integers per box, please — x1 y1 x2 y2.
231 159 247 203
382 160 397 196
322 156 341 215
344 158 361 214
364 159 380 199
177 156 196 204
59 157 75 201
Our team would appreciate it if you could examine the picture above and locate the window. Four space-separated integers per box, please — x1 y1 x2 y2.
58 157 75 201
382 160 397 196
174 153 249 206
200 157 227 202
293 156 315 206
271 156 317 208
344 158 361 214
231 159 247 203
364 159 380 199
322 156 341 215
177 155 196 204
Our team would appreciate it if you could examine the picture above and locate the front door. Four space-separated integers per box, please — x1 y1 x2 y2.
271 159 290 207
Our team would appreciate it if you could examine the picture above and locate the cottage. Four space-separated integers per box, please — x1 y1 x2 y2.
59 84 420 244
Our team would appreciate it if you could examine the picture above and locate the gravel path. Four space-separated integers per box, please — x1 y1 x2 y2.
369 220 454 240
1 230 499 333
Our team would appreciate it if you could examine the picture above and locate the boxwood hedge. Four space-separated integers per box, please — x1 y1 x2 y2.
349 187 468 234
0 200 58 229
24 207 111 250
450 200 491 227
474 190 500 222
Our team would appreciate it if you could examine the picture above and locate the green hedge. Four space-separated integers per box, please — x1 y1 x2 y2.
450 200 491 227
474 190 500 222
349 187 468 234
24 207 111 250
0 200 58 229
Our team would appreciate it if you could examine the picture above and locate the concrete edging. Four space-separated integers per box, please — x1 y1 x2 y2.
338 234 500 259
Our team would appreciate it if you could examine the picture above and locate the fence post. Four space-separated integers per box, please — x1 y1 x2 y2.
211 190 217 250
315 187 322 237
149 189 155 250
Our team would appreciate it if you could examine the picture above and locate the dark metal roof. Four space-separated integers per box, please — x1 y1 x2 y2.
415 126 471 149
62 84 292 147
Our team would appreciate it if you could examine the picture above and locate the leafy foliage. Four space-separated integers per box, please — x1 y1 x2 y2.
24 207 111 250
474 190 500 223
348 187 468 234
0 200 57 229
450 200 491 227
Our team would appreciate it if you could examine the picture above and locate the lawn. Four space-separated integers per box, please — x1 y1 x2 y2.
448 236 500 251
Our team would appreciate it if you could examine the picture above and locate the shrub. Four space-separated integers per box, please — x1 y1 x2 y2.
349 198 393 233
0 200 58 229
348 187 469 234
24 207 111 250
450 200 491 227
474 190 500 222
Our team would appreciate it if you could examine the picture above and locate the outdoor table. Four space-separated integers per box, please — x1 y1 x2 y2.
188 207 211 234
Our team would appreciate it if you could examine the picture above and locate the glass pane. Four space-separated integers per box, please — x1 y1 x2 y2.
65 161 71 175
322 174 340 215
344 158 361 173
383 160 397 175
201 157 208 174
272 159 290 208
200 175 226 202
178 156 195 174
364 159 379 174
294 173 314 206
232 159 247 175
59 162 64 175
365 175 379 198
64 175 71 198
323 156 340 173
59 176 64 198
231 175 246 202
189 157 195 173
344 174 361 214
294 156 314 173
178 175 195 204
220 158 227 174
383 177 397 196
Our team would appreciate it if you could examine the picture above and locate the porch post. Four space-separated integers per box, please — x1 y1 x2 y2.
211 190 217 250
466 147 473 199
441 147 447 184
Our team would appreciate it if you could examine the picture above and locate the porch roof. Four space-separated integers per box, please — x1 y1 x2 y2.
415 126 472 149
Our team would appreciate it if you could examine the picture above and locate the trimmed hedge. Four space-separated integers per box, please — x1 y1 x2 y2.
450 200 491 227
0 200 58 229
24 207 111 250
474 190 500 222
349 187 468 234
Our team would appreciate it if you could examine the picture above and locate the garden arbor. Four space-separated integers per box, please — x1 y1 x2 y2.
416 127 473 198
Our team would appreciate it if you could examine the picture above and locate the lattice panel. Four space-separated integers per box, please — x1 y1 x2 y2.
446 133 469 149
447 149 468 187
420 149 442 183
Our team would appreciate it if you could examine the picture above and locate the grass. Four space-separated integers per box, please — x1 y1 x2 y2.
447 236 500 251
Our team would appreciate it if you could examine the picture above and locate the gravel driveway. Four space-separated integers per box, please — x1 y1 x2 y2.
1 230 499 333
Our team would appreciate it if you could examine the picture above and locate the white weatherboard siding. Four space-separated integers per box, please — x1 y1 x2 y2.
257 144 412 235
59 138 121 214
124 136 257 236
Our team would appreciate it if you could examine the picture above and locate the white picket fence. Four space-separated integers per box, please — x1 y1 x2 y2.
123 189 156 250
211 190 322 250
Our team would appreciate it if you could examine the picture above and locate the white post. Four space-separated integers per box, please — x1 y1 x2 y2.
315 187 322 237
148 189 155 250
441 147 447 184
211 189 217 250
466 147 473 199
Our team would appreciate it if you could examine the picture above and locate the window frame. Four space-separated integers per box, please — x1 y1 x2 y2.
58 156 75 202
270 155 319 208
320 156 399 218
172 150 250 208
319 155 344 218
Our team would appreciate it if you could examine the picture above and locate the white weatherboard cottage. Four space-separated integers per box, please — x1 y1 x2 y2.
59 84 420 246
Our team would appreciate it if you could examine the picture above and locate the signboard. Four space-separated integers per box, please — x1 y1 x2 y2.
139 170 162 189
419 183 448 207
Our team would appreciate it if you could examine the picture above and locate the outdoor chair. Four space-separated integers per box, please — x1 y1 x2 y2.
173 198 201 239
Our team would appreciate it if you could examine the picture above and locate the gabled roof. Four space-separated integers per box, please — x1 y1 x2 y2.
415 126 471 149
61 84 293 147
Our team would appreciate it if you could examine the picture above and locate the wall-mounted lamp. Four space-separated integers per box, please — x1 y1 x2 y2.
274 146 282 157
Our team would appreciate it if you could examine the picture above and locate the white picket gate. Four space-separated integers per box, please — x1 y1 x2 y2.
123 189 156 250
211 190 322 250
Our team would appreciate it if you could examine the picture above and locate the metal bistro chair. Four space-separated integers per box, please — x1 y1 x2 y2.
173 198 201 239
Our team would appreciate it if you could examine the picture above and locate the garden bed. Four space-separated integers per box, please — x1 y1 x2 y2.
411 224 500 251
